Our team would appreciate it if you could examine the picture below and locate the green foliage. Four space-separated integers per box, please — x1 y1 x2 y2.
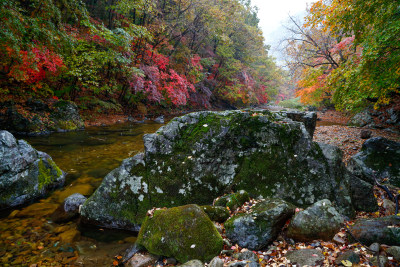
279 97 305 110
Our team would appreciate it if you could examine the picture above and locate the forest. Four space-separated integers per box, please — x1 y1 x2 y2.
284 0 400 111
0 0 284 116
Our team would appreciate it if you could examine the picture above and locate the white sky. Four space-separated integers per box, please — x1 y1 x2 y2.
251 0 316 61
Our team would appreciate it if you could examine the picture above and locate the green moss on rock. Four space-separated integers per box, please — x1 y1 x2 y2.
38 158 63 190
201 205 230 222
214 190 250 211
137 204 223 263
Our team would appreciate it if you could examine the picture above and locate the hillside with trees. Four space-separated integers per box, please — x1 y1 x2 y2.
0 0 284 117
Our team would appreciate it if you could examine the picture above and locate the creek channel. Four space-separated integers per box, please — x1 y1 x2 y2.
0 121 165 266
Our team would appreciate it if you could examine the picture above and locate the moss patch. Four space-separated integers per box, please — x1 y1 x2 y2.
38 158 62 190
137 204 223 263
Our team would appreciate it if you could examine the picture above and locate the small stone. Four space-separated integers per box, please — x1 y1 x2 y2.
386 246 400 261
334 250 360 265
333 233 346 245
125 253 157 267
360 130 372 139
180 259 204 267
209 256 223 267
369 243 380 253
165 257 177 265
285 249 324 266
233 250 258 262
382 199 396 215
370 255 388 267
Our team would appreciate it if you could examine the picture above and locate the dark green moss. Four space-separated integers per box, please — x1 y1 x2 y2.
137 204 223 263
38 158 62 190
201 205 230 222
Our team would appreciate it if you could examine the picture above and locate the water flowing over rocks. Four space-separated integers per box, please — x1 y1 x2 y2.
81 110 355 230
0 130 65 209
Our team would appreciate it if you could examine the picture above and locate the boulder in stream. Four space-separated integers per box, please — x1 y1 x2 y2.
80 110 354 230
0 130 65 209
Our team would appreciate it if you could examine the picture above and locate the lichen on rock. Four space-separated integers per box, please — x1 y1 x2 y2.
81 110 355 230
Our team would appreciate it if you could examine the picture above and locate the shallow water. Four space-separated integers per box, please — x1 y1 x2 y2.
0 121 164 266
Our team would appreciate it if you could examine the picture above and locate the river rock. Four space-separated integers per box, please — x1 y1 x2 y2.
136 204 223 263
386 246 400 261
334 250 360 265
214 190 250 211
209 256 224 267
180 260 204 267
51 193 87 223
125 253 158 267
0 130 65 209
285 249 324 266
287 199 345 242
347 137 400 187
81 110 353 229
225 198 295 250
348 176 378 212
347 216 400 246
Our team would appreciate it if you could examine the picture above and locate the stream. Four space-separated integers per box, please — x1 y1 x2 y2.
0 121 164 266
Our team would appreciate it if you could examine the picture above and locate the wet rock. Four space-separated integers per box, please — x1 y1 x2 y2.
348 176 379 212
201 206 230 223
0 130 65 209
180 260 204 267
154 116 165 124
334 251 360 265
214 190 250 211
81 110 354 229
348 111 374 127
209 256 224 267
347 216 400 246
136 204 223 263
125 253 157 267
386 246 400 261
225 198 295 250
51 193 87 223
360 130 372 139
58 229 81 244
285 249 324 266
369 243 380 254
287 199 344 242
122 243 143 263
347 137 400 187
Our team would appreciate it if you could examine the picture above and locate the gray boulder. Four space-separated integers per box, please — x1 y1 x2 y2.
348 176 378 212
348 110 374 127
348 216 400 246
225 198 295 250
287 199 345 242
347 137 400 187
0 130 65 209
81 110 353 229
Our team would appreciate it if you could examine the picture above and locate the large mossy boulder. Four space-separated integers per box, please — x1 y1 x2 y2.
224 198 295 250
347 137 400 187
81 110 353 229
0 130 65 209
136 204 223 263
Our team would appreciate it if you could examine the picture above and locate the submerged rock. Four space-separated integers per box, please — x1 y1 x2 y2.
225 198 295 250
0 130 65 209
136 204 223 263
287 199 345 242
347 137 400 187
81 110 353 229
51 193 87 223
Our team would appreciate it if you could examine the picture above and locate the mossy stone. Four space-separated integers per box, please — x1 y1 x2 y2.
214 190 250 211
137 204 223 263
201 205 230 222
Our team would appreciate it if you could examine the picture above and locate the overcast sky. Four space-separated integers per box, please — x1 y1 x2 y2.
251 0 316 61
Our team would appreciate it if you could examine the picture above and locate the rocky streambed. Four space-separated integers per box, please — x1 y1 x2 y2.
1 109 400 266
